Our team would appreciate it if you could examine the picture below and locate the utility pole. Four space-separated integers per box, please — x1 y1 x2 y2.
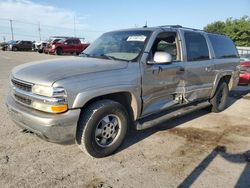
3 36 6 42
10 19 14 40
38 21 41 41
74 16 76 37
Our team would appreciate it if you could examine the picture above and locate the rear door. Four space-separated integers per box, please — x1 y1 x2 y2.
74 39 82 53
63 39 72 53
181 31 215 101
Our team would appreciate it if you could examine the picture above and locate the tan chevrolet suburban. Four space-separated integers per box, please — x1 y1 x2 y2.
6 25 240 157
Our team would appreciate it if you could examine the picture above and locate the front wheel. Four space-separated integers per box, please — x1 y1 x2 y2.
210 82 229 113
12 47 17 51
55 48 63 55
76 100 128 158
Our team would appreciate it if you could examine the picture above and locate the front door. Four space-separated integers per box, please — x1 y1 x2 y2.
141 31 185 116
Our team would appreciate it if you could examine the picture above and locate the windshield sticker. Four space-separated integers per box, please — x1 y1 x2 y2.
127 35 146 42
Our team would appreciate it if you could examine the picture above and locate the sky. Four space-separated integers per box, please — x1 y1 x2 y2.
0 0 249 42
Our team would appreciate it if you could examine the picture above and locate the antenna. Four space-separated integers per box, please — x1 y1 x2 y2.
143 21 148 28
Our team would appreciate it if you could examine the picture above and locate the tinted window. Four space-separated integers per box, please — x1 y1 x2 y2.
74 39 80 44
184 32 210 61
66 40 73 44
208 34 238 58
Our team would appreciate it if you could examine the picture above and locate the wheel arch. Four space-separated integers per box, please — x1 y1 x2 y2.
210 71 232 98
75 90 141 123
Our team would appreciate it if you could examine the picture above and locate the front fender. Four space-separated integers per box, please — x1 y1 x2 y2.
72 85 141 120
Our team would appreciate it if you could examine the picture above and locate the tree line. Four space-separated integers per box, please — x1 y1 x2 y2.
204 16 250 47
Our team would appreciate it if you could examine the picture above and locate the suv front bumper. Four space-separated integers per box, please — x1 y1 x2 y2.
6 95 81 143
44 48 56 53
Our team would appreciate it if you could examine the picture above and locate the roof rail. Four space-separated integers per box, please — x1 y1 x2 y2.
159 25 204 32
159 25 183 28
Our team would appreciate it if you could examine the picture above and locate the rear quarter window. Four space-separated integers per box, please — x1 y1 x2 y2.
208 34 238 59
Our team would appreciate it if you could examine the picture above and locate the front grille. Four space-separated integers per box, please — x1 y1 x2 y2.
14 94 32 105
12 79 32 92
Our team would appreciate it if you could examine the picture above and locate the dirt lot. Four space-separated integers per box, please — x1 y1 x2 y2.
0 51 250 188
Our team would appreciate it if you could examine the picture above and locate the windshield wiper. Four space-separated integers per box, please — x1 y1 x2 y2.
98 54 117 60
80 53 130 62
79 52 91 57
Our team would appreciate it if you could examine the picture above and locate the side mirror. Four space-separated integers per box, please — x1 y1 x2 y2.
153 52 172 64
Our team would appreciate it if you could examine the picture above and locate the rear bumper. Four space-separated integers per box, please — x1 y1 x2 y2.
6 95 81 143
239 73 250 85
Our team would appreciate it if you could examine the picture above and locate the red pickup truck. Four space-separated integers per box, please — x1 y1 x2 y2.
44 38 89 55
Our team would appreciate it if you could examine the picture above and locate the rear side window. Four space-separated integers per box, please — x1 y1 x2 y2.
184 32 210 61
74 39 80 44
208 34 238 58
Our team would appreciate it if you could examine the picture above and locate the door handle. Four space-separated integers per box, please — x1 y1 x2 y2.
179 67 185 72
177 67 185 74
205 66 213 72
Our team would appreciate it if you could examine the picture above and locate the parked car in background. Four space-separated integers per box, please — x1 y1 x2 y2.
0 42 8 51
8 40 32 51
33 41 48 53
239 61 250 85
6 25 240 157
43 38 65 54
240 54 250 62
1 40 17 51
44 38 89 55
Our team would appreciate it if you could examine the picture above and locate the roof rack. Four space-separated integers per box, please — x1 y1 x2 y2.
159 25 204 32
159 25 183 28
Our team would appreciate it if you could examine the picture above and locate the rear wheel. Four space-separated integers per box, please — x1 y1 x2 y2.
12 47 17 51
210 82 229 113
55 48 63 55
76 100 128 158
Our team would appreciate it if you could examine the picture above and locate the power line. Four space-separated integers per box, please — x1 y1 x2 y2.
0 17 106 41
0 18 106 33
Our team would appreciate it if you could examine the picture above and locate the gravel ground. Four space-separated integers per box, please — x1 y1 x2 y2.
0 51 250 188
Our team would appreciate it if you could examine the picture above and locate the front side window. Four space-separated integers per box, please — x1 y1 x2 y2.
82 30 151 62
184 32 210 61
150 32 180 61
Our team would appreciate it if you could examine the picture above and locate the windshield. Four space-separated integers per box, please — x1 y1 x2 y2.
82 30 151 61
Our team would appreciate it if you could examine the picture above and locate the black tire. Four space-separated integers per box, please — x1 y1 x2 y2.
55 48 63 55
210 82 229 113
12 47 18 51
38 48 43 53
76 100 128 158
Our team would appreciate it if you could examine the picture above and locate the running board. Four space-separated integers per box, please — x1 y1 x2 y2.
135 101 210 130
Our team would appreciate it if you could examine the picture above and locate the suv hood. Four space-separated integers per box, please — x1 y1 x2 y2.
12 57 128 86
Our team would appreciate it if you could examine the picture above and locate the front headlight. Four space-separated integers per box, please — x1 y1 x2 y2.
52 45 55 49
32 85 66 97
31 85 68 113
